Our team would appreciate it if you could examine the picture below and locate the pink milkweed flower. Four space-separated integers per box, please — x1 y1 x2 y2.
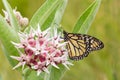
11 25 73 75
3 9 29 27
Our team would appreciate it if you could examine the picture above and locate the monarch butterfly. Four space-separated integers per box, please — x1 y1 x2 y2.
63 31 104 60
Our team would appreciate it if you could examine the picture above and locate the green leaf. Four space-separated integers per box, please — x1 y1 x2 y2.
50 0 68 32
26 0 62 32
41 8 57 31
46 0 68 36
2 0 20 31
41 0 67 31
51 0 68 26
26 71 45 80
0 14 19 67
72 0 101 33
45 65 67 80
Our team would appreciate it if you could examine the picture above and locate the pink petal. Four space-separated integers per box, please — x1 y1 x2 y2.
11 41 24 48
10 56 21 61
12 62 23 69
51 62 59 69
28 38 36 47
62 63 70 70
43 67 49 73
37 69 42 76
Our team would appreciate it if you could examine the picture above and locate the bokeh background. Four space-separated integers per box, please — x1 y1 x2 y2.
0 0 120 80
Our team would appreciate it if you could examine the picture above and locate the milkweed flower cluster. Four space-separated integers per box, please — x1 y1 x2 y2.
11 25 72 75
3 9 29 27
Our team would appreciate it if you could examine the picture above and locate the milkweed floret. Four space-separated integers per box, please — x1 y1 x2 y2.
11 25 72 75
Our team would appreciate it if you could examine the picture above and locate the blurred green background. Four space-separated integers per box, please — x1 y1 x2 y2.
0 0 120 80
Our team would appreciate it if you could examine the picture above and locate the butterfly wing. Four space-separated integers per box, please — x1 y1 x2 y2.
63 31 104 60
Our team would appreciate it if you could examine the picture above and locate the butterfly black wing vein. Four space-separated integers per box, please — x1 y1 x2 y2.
63 31 104 60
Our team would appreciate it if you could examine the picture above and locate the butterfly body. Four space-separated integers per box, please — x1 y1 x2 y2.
63 31 104 60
